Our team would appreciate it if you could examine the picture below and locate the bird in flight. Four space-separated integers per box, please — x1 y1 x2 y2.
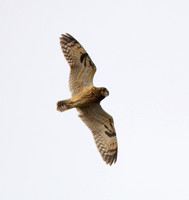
57 33 118 165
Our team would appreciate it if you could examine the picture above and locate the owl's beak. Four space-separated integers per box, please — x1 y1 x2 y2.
104 90 109 97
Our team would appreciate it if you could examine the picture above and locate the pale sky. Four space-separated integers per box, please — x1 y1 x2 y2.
1 0 189 199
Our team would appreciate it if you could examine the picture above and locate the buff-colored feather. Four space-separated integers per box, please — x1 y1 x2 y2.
60 34 96 96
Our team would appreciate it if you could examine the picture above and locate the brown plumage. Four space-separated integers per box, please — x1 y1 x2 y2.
57 33 118 165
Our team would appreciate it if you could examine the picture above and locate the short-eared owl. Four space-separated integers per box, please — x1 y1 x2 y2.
57 34 117 165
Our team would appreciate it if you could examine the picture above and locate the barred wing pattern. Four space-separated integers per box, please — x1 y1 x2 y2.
60 34 96 95
77 103 118 165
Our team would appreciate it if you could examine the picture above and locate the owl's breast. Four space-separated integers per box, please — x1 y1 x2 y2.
72 86 105 108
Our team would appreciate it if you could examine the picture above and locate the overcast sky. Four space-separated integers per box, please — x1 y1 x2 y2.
1 0 189 199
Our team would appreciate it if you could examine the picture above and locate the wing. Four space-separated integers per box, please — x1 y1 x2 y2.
60 33 97 95
77 103 118 165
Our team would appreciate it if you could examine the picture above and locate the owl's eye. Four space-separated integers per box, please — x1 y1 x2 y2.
102 88 109 97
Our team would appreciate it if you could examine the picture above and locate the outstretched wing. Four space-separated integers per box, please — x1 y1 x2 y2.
60 33 96 95
77 103 118 165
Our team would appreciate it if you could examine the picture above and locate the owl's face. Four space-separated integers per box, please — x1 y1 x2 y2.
101 87 109 97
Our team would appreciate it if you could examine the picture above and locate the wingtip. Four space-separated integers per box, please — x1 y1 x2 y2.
59 33 78 44
103 149 118 166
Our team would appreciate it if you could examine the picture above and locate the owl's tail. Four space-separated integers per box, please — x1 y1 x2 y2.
56 99 73 112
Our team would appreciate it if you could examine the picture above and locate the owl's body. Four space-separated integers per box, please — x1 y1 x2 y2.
57 34 118 165
57 86 108 111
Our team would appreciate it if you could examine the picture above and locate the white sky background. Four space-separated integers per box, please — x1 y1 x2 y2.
0 0 189 199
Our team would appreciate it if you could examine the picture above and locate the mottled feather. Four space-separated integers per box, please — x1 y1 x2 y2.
77 104 117 165
60 33 96 95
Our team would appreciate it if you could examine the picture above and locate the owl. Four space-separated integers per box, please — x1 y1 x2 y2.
57 33 118 165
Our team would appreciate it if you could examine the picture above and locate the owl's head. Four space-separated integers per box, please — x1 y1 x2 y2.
101 87 109 97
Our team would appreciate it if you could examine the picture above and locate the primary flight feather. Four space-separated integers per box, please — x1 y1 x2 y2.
57 33 118 165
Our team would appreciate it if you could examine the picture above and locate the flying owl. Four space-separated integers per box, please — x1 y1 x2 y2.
57 33 118 165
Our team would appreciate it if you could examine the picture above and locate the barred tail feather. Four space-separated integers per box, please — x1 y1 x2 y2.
56 100 72 112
